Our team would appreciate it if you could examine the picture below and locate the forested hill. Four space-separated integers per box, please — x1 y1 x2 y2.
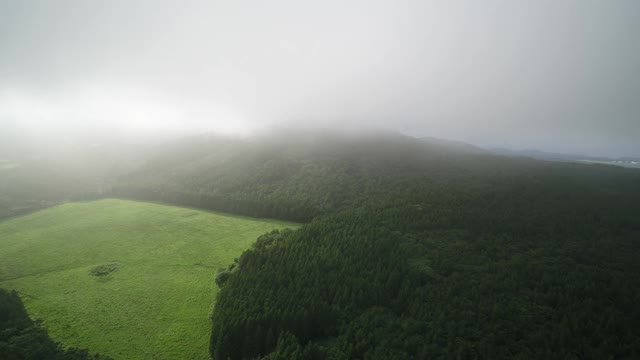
4 131 639 358
105 131 640 359
110 131 640 224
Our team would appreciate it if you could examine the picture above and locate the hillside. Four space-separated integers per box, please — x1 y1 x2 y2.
0 141 149 220
0 199 297 359
162 132 640 359
110 131 640 224
2 131 640 359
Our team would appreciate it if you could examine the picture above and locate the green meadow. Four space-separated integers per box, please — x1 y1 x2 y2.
0 199 298 359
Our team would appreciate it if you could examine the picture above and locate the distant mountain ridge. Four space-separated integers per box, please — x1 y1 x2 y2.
419 136 488 154
490 147 640 168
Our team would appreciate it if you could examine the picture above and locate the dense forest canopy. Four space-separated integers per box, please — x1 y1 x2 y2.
110 131 640 224
1 131 639 359
179 132 639 359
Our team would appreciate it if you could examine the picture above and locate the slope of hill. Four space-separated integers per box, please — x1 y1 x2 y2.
419 136 488 154
186 132 638 359
0 140 150 220
0 199 297 359
3 131 640 359
111 131 640 223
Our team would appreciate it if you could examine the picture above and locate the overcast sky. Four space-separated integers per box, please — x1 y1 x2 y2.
1 0 639 156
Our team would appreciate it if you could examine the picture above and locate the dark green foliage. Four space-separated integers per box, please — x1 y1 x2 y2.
210 193 640 359
109 133 640 225
215 270 231 288
88 263 120 277
0 289 112 360
261 332 303 360
4 132 640 359
200 133 640 359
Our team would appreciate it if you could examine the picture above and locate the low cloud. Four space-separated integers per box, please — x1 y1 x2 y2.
1 0 639 156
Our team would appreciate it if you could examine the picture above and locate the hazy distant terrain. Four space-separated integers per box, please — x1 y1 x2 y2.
491 147 640 168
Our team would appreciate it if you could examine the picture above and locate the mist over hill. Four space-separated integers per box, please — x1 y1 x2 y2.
2 129 639 221
490 147 640 168
2 1 640 358
1 129 640 358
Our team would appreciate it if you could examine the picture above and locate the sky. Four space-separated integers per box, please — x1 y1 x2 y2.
1 0 639 157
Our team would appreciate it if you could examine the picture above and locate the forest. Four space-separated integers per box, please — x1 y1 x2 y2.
1 132 639 359
2 0 639 358
198 134 640 359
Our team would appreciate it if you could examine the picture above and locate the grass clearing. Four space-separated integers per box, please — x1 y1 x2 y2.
0 199 298 359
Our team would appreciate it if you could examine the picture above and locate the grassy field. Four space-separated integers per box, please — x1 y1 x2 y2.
0 199 298 359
